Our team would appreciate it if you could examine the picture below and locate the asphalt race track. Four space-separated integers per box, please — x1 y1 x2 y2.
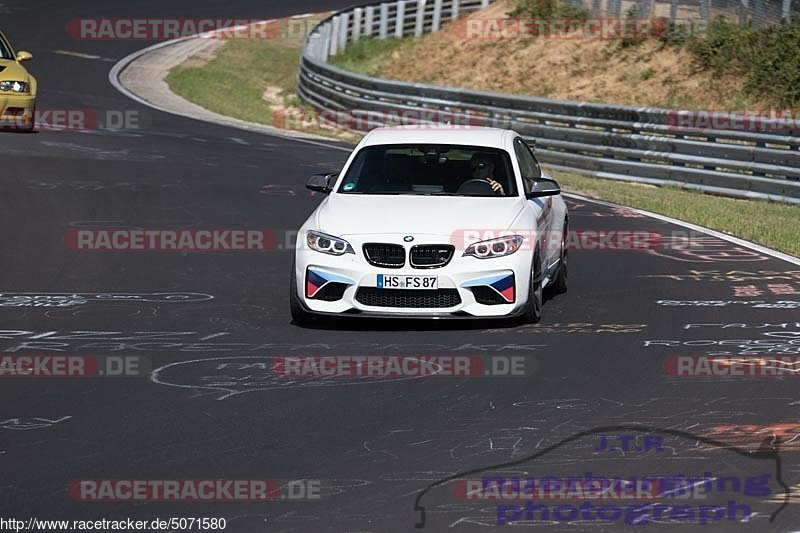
2 1 800 531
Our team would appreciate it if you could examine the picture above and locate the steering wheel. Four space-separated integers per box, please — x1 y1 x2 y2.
456 178 499 196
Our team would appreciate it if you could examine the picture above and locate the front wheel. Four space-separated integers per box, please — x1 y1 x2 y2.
521 252 543 323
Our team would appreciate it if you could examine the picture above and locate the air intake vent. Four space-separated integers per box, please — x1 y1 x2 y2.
355 288 461 308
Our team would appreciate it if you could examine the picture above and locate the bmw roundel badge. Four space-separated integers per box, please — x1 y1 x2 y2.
404 235 414 242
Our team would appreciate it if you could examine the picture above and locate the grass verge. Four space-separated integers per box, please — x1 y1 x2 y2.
328 37 408 75
165 16 359 141
166 37 297 126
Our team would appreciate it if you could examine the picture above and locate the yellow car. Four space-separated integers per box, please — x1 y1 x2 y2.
0 31 36 131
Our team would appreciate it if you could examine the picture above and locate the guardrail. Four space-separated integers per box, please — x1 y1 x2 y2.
297 0 800 204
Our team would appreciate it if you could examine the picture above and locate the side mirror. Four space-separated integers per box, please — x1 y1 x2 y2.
16 51 33 62
525 178 561 199
306 172 338 194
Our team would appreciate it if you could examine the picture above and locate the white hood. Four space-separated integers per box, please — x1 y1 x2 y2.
314 194 526 238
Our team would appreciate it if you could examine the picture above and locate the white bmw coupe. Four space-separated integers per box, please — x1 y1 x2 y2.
290 127 568 324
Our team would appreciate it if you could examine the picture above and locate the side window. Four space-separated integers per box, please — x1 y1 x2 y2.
513 138 541 193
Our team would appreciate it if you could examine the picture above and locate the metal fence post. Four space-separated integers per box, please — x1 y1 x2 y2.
379 3 390 38
395 1 406 38
365 6 375 36
451 0 460 19
432 0 443 31
330 16 340 56
306 33 319 61
414 0 427 37
353 8 363 41
339 12 349 51
320 23 332 61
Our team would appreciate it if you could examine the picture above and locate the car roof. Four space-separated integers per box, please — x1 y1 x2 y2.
359 126 517 150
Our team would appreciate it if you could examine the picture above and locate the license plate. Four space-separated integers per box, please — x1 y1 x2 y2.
377 274 438 290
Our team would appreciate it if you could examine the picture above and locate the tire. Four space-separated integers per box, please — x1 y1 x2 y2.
289 261 316 326
548 220 568 295
522 251 543 323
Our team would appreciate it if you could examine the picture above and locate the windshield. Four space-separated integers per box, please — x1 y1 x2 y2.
337 144 518 197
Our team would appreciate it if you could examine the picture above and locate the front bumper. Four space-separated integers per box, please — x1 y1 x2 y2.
0 93 35 129
294 239 533 319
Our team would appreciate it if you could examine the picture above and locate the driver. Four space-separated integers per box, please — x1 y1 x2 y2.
468 153 505 194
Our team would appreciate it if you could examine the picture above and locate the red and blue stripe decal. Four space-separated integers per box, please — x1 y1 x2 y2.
305 267 355 299
461 272 515 303
491 274 515 302
306 269 328 298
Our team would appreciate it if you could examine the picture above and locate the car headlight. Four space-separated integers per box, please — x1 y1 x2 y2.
306 230 354 256
463 235 524 259
0 80 30 93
